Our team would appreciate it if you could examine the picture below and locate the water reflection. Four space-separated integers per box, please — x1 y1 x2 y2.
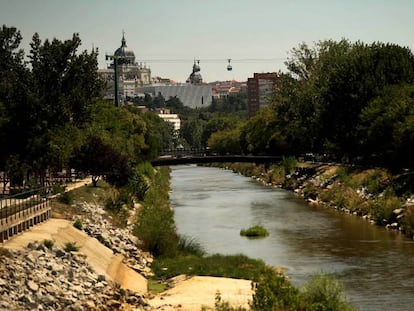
171 165 414 310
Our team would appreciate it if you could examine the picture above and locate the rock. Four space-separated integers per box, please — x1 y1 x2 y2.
27 280 39 292
393 208 404 215
55 249 66 257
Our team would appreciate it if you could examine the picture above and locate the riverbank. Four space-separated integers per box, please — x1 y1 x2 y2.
1 178 256 311
215 162 414 240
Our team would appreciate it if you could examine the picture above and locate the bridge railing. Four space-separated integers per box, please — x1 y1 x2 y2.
0 187 52 243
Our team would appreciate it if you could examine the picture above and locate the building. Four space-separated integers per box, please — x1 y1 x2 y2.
211 80 245 99
99 33 152 102
156 109 181 132
139 60 213 108
247 73 278 117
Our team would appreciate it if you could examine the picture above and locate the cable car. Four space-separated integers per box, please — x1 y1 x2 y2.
227 59 232 71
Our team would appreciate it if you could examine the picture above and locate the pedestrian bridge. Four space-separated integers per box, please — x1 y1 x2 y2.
151 154 282 166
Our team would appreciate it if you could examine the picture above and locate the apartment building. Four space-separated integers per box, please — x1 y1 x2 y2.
247 72 278 117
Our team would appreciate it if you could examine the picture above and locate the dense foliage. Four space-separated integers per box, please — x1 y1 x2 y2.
241 40 414 170
0 25 170 187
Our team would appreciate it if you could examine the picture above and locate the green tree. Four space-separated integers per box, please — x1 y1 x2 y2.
71 136 131 187
208 128 241 154
181 116 205 149
358 84 414 168
0 25 31 175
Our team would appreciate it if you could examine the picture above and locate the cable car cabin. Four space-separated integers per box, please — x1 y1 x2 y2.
227 59 232 71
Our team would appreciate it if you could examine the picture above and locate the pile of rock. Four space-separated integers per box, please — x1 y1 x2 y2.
0 242 147 311
72 202 153 276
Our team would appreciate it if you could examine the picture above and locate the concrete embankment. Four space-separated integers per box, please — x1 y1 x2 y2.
3 218 147 294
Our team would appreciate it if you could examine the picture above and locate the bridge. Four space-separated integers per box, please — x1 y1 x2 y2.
151 154 283 166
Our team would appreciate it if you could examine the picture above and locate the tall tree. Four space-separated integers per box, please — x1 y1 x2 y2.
0 25 30 173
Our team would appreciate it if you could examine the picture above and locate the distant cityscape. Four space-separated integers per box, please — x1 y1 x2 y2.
98 34 279 117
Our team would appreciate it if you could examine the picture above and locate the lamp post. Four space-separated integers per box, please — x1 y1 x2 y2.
105 54 126 107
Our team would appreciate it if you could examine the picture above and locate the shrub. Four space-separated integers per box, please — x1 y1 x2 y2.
281 156 297 175
300 273 356 311
64 242 79 252
373 196 401 225
52 183 66 195
178 235 205 257
42 239 54 249
133 204 178 257
402 205 414 238
73 219 83 230
240 225 269 238
59 191 74 205
250 271 300 311
133 167 177 257
151 253 269 280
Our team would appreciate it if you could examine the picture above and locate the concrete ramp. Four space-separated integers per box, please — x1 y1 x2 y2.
2 218 147 294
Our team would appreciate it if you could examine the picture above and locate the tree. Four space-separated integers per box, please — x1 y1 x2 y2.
208 128 241 154
0 25 31 173
71 136 131 187
358 84 414 168
181 116 205 149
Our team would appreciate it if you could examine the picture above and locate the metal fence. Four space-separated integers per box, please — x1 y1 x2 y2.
0 187 52 242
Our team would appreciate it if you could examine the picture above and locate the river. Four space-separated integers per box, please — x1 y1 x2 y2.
170 165 414 310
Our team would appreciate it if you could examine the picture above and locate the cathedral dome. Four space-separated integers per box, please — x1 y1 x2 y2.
114 33 135 65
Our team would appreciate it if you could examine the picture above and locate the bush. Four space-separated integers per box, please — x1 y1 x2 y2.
58 191 74 205
42 239 54 249
240 225 269 238
52 183 66 195
73 219 83 230
282 156 297 175
373 196 401 225
178 235 205 257
152 253 270 280
64 242 79 252
133 204 178 257
300 273 356 311
133 167 177 257
250 271 300 311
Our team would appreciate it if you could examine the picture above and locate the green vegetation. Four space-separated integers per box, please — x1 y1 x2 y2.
209 272 356 311
152 254 270 281
42 239 54 250
300 273 356 311
240 225 269 238
73 219 83 230
64 242 79 252
58 191 74 205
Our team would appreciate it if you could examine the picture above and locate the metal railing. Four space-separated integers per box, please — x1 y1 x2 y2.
0 187 51 221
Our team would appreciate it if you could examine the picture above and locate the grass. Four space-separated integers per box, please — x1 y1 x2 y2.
151 253 271 281
64 242 79 252
240 225 269 238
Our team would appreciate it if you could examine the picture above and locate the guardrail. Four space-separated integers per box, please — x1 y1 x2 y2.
0 188 52 243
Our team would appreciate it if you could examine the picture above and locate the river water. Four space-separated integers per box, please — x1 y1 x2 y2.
170 165 414 310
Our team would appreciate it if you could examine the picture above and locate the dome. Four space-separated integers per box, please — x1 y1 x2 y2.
114 33 135 65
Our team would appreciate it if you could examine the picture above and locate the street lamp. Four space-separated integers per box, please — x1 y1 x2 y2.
105 53 127 107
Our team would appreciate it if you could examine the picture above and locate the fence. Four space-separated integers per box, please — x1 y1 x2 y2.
0 188 52 243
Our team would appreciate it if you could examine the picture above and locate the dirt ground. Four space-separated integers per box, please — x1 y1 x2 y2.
148 275 253 310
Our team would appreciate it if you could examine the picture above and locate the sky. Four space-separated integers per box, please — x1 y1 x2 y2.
1 0 414 83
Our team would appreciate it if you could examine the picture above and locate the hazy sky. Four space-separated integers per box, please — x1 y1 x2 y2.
1 0 413 82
